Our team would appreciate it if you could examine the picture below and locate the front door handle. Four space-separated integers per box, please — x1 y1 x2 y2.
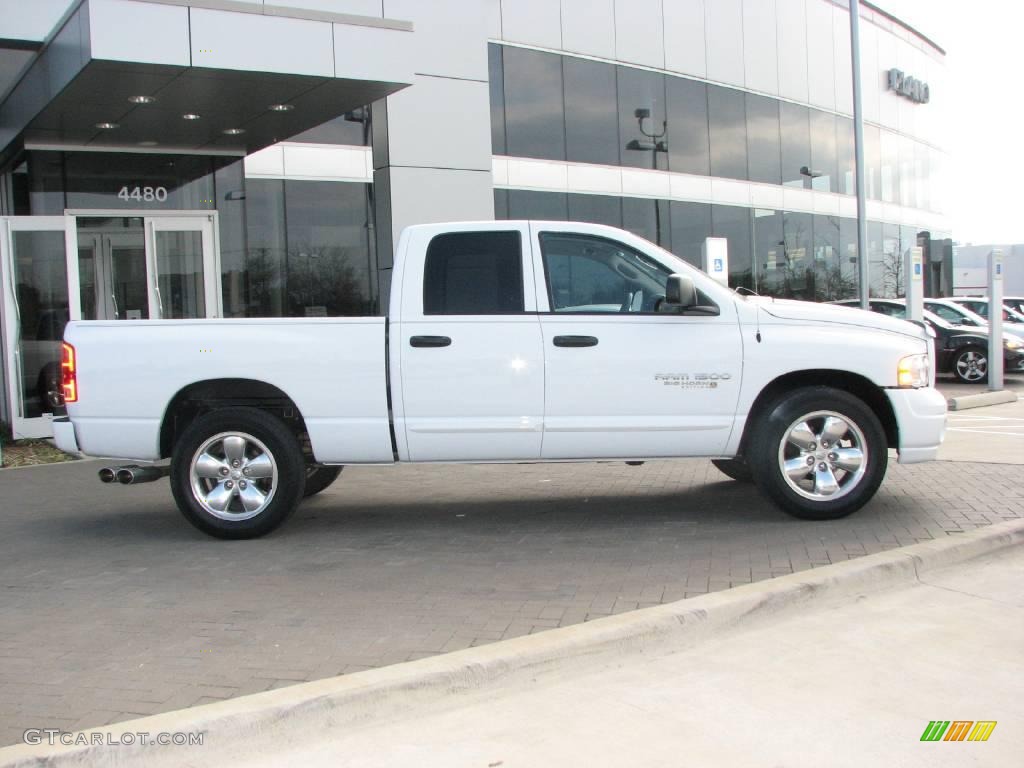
553 335 599 348
409 335 452 348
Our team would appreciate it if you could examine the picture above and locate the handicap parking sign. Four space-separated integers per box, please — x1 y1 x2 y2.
713 258 723 272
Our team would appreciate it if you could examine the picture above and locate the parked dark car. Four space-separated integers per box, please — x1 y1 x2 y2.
834 299 1024 384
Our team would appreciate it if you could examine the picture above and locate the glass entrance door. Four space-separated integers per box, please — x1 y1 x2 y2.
0 217 75 438
73 213 220 321
147 217 220 319
1 212 220 437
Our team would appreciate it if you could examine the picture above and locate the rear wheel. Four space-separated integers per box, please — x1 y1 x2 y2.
952 347 988 384
711 458 753 483
170 407 305 539
747 387 887 520
304 465 342 497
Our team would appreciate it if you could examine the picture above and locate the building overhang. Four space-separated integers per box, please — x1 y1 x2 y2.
0 0 415 163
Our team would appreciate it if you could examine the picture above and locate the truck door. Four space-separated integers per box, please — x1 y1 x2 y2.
530 223 743 459
392 224 544 461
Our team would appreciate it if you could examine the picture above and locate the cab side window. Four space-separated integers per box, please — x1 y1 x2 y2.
423 231 524 315
539 232 674 314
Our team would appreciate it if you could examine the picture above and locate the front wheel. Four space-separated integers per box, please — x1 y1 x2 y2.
170 407 306 539
747 387 887 521
953 347 988 384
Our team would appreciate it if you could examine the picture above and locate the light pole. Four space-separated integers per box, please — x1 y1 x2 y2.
626 108 668 246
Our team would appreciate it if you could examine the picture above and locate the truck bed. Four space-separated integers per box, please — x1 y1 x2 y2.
63 317 393 463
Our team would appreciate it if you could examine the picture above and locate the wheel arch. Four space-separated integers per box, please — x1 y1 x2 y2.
159 379 310 460
738 370 898 455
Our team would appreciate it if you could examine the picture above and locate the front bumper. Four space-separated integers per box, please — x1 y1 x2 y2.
52 417 81 455
885 387 947 464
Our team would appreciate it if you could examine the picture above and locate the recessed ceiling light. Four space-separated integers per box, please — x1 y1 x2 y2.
182 113 201 121
94 122 119 130
222 128 246 135
128 95 156 104
268 103 294 112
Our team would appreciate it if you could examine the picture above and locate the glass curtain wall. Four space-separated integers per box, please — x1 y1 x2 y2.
489 44 943 214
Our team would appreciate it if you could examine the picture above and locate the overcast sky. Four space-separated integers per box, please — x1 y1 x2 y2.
876 0 1022 244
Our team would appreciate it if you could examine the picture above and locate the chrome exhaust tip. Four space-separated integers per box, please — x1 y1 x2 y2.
98 467 117 483
116 467 135 485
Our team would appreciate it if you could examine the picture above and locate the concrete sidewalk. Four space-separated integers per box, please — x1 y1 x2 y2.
4 522 1020 768
235 545 1024 768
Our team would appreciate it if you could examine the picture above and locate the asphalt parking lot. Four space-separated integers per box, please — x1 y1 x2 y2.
2 424 1022 747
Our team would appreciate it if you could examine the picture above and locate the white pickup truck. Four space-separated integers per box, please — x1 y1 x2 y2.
55 221 946 539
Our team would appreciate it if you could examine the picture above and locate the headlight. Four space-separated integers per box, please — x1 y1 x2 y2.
897 353 930 388
1005 339 1023 350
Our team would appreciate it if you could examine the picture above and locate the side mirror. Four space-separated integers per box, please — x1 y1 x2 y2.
665 274 697 309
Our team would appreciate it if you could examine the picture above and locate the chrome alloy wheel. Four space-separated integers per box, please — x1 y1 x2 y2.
955 350 987 382
189 431 278 521
776 411 868 502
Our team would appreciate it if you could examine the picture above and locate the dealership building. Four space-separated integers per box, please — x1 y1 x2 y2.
0 0 948 437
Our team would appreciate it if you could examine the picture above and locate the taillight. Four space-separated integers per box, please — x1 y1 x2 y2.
61 342 78 403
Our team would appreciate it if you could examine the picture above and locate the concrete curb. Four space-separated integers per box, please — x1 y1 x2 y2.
4 518 1023 768
947 389 1018 410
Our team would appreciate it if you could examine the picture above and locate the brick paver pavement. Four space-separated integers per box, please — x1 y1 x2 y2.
1 456 1021 745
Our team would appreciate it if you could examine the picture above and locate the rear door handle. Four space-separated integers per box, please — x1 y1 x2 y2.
553 335 598 348
409 335 452 348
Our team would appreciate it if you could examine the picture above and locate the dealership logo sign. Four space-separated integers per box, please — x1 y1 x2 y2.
888 68 930 104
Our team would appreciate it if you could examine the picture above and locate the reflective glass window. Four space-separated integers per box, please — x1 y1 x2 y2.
503 46 565 161
781 211 813 298
617 66 668 170
899 135 916 208
811 214 850 301
245 178 287 317
839 216 860 301
564 57 620 166
708 86 747 181
214 159 248 318
745 94 781 185
879 222 902 297
623 197 671 250
283 181 374 317
836 117 855 196
568 194 622 228
867 220 885 297
711 204 752 291
779 102 811 188
880 130 900 203
488 43 506 155
915 142 929 211
864 125 881 201
508 190 568 220
423 231 524 315
666 77 710 176
752 208 784 297
669 201 712 268
494 188 509 219
809 110 837 192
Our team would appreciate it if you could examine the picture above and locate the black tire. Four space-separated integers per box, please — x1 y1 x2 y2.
952 346 988 384
711 458 753 483
747 386 887 521
303 465 343 497
170 407 306 539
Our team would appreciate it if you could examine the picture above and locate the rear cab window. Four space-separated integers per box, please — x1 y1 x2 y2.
423 231 525 315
